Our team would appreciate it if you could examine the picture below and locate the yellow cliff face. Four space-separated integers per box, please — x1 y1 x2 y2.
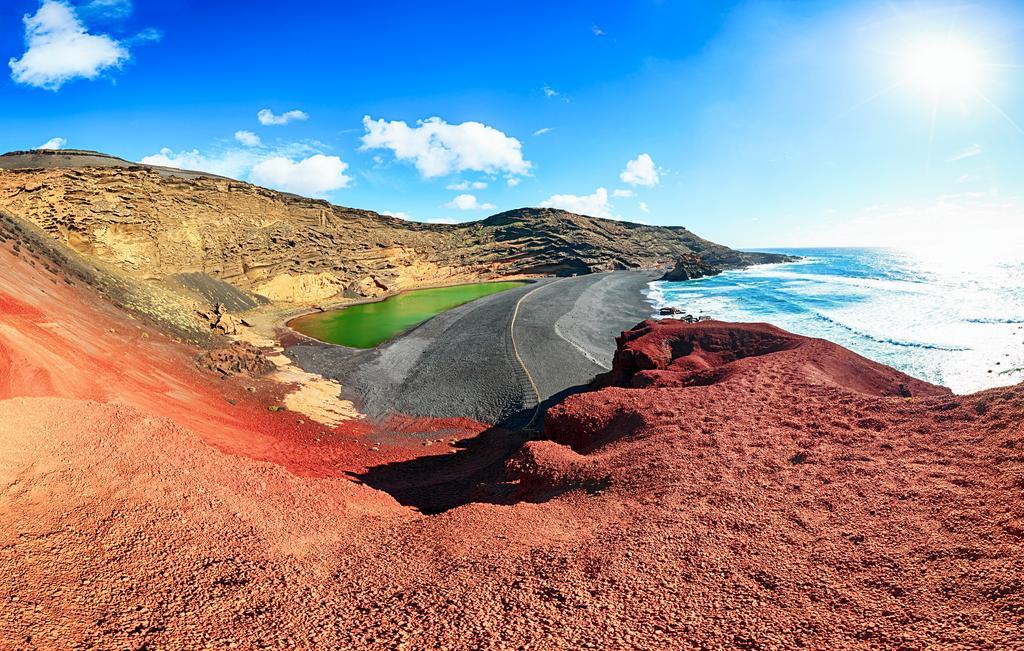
0 166 479 302
256 272 345 303
0 153 739 305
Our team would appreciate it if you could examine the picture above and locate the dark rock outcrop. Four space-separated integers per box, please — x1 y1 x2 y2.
661 250 799 282
195 341 274 377
660 254 723 281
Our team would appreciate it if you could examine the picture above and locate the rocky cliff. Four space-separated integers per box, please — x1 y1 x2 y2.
661 250 798 282
0 149 789 304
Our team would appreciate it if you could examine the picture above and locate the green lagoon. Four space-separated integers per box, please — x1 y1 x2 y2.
288 281 529 348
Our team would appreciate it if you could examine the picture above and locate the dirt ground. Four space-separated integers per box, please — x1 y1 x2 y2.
1 239 1022 649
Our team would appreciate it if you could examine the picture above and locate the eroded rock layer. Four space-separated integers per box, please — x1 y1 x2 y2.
0 149 791 303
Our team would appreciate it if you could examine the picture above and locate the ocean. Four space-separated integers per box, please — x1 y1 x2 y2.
645 247 1024 394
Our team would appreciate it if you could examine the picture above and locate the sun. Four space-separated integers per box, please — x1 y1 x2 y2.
900 35 988 101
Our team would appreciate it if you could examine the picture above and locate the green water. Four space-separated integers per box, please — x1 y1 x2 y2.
289 281 529 348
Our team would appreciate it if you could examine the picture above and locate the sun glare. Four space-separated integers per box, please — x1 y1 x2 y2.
901 36 988 100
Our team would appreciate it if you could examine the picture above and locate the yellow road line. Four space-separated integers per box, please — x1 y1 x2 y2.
510 279 562 428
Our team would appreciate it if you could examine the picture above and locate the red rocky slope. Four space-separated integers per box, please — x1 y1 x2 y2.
2 239 1023 649
523 319 1023 646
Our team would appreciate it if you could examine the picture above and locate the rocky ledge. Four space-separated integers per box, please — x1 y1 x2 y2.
661 250 799 281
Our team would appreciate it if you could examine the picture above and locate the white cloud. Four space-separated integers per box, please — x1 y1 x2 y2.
361 115 531 178
141 139 348 198
234 130 261 147
444 194 495 211
38 136 66 150
612 188 634 198
426 217 457 224
250 154 350 197
79 0 132 20
532 127 552 137
507 177 521 187
446 180 488 191
127 27 161 44
141 147 256 179
539 187 614 219
543 85 559 98
592 25 605 36
639 201 650 213
9 0 129 90
381 210 411 220
619 153 661 187
948 144 982 161
257 108 309 126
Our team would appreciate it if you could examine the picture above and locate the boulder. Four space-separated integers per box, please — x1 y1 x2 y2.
346 274 390 298
195 341 274 377
660 254 722 282
198 303 244 335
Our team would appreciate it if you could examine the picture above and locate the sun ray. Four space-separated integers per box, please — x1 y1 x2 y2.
926 99 938 174
832 81 905 123
975 90 1024 134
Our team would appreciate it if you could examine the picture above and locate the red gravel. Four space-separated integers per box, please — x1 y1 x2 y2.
539 320 1024 647
2 239 1023 649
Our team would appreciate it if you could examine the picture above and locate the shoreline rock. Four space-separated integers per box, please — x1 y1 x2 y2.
660 250 800 282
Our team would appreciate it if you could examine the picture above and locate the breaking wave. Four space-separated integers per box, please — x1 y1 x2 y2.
647 247 1024 394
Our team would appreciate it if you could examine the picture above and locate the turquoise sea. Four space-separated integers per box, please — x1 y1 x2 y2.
646 248 1024 394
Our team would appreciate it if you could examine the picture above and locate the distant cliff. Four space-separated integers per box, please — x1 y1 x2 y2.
661 250 797 281
0 149 790 303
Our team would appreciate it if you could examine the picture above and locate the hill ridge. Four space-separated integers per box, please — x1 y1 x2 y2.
0 149 791 304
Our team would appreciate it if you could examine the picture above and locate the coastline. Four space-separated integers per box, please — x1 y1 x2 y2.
5 213 1023 647
646 248 1024 394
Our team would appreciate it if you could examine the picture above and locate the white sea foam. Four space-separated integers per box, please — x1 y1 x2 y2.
649 248 1024 394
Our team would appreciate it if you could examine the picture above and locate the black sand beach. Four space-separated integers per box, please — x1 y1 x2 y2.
286 271 659 425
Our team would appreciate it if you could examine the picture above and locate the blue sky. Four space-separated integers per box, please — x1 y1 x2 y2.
2 0 1023 249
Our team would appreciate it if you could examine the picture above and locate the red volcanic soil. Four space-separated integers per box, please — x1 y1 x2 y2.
0 237 482 476
537 320 1024 646
2 231 1024 649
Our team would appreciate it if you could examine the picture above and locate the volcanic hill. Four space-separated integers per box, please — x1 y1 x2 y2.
2 149 1020 648
0 149 787 305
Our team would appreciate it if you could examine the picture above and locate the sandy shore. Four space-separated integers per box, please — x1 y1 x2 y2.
286 271 659 425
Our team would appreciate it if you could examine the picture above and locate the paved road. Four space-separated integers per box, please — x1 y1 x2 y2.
286 271 658 426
